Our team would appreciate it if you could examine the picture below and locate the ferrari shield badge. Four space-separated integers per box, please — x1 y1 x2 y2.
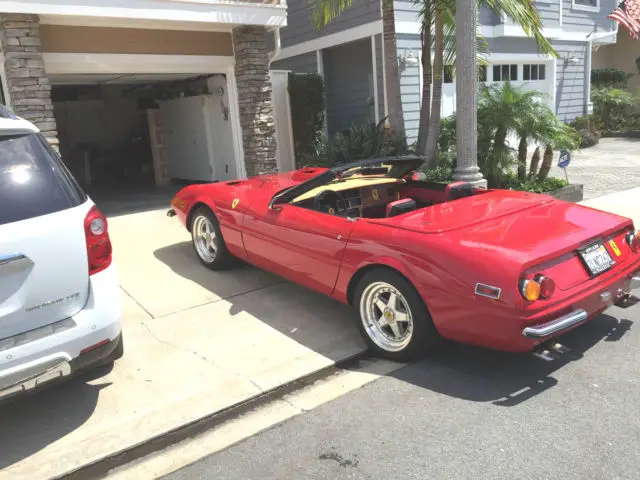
609 239 621 257
232 198 240 209
372 188 379 201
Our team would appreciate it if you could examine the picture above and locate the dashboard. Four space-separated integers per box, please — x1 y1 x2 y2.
292 177 403 218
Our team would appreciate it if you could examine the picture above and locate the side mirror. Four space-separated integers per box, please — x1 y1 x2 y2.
268 197 284 211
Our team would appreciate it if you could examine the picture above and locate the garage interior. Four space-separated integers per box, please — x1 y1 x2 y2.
49 72 236 215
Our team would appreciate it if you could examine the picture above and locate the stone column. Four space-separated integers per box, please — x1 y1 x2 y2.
0 14 59 152
232 25 277 177
452 0 486 188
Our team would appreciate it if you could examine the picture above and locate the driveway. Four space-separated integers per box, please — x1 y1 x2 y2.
549 137 640 201
0 207 366 480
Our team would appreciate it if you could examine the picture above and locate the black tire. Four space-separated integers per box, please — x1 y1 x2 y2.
353 268 439 362
189 206 234 270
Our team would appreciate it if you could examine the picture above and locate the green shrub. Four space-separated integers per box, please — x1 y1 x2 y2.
288 73 326 167
510 176 569 193
591 88 639 132
569 114 601 148
307 118 410 167
591 68 633 89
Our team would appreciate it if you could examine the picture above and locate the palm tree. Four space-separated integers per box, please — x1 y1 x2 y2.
416 0 558 163
535 111 580 181
312 0 405 135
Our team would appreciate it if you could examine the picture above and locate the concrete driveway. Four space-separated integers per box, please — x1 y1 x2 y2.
0 207 366 480
550 137 640 201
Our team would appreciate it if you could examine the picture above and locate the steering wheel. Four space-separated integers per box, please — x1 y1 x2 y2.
313 189 346 216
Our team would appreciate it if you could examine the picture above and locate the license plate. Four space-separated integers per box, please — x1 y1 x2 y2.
579 242 615 276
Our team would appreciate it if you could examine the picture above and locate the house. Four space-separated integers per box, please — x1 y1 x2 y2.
0 0 290 197
270 0 620 144
592 29 640 94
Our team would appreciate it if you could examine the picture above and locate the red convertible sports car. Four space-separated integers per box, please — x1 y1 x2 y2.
168 156 640 361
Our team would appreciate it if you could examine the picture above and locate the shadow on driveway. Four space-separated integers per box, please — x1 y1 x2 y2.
153 241 365 366
390 314 633 406
0 368 113 470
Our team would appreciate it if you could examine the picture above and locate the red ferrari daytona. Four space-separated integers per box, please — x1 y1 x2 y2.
168 156 640 361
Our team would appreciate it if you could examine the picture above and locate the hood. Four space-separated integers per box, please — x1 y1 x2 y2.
219 167 329 196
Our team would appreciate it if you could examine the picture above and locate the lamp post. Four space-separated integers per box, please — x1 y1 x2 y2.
453 0 487 188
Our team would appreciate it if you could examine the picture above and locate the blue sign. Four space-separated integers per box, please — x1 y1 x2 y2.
558 150 571 169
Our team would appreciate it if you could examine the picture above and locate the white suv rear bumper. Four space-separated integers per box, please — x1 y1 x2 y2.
0 262 122 400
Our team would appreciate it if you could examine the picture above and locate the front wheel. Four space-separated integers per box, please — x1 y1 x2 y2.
190 207 234 270
354 269 439 362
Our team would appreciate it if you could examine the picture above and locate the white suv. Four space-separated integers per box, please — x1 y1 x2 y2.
0 108 122 401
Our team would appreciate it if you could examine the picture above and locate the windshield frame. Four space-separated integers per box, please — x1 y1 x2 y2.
269 155 424 208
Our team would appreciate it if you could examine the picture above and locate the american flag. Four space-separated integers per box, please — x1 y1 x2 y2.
608 0 640 39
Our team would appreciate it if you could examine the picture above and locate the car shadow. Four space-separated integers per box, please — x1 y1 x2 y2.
388 314 633 406
0 368 112 470
153 242 366 364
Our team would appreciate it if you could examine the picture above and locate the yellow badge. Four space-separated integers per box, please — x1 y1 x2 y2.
609 239 621 257
372 189 379 201
232 198 240 209
328 207 335 215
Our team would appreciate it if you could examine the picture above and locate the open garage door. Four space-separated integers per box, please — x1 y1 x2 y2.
44 53 244 215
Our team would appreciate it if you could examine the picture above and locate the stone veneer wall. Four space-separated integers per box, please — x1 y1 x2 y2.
232 26 277 176
0 14 58 151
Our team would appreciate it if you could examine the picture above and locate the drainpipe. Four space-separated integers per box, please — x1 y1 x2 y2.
268 27 281 67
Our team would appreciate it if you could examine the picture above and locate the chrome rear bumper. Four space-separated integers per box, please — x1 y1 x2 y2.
523 309 589 339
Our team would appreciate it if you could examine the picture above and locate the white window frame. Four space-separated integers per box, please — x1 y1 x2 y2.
572 0 600 13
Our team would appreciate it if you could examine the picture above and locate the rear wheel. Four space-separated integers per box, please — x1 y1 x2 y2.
190 207 234 270
354 268 439 362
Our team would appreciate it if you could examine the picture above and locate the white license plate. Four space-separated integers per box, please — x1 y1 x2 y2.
579 242 615 276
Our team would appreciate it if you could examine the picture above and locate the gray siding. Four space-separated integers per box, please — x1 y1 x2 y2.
323 39 375 133
396 34 421 144
534 1 561 27
394 0 499 25
280 0 379 49
271 52 318 73
553 41 588 122
375 34 385 122
562 0 617 32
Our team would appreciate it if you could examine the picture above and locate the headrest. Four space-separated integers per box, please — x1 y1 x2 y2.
445 181 474 201
386 198 416 217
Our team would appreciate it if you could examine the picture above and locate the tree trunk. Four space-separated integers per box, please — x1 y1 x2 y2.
423 7 443 167
529 146 541 180
517 136 528 182
537 144 554 182
416 18 433 156
382 0 405 135
493 127 508 155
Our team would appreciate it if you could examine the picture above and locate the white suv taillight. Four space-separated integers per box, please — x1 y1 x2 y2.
84 206 112 275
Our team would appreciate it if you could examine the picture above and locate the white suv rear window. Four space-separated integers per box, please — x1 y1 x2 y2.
0 133 86 225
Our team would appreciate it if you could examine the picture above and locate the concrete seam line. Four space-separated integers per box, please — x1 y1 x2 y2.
55 350 371 480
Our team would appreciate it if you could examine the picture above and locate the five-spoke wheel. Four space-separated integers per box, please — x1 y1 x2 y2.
189 207 233 270
354 269 438 361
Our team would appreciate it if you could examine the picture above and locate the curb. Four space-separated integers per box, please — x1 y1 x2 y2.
56 349 371 480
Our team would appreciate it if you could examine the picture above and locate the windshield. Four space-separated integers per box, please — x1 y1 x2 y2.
0 133 86 225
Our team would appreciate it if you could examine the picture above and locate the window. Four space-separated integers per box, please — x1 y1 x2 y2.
523 64 546 81
573 0 598 9
478 65 487 82
0 131 86 225
492 64 518 82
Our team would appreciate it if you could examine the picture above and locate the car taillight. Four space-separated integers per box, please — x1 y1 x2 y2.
84 206 112 276
520 275 555 302
626 229 640 252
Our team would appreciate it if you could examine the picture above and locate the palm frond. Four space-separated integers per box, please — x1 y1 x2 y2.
310 0 354 30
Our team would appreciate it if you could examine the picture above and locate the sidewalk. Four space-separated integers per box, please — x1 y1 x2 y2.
1 187 639 480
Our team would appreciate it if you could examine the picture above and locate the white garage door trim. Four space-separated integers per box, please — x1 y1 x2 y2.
43 53 234 75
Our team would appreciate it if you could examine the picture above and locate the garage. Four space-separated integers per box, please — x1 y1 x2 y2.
39 24 245 215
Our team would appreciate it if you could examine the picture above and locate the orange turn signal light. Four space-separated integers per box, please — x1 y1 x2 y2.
628 229 640 252
522 279 541 302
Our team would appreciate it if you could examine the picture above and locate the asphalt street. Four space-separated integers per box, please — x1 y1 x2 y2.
163 298 640 480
